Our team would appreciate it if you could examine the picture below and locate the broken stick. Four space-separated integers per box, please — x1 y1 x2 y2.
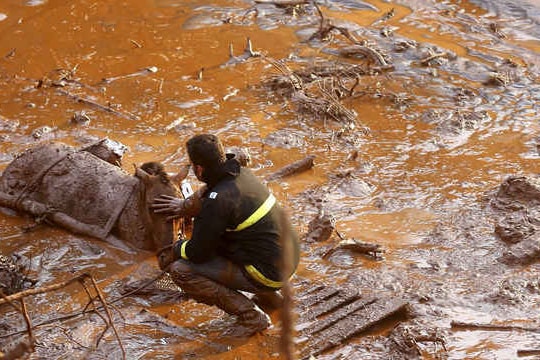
266 155 315 181
517 349 540 356
56 89 140 120
451 320 540 333
322 238 384 259
100 66 158 84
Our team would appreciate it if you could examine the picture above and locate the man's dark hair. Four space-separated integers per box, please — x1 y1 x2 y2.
186 134 226 170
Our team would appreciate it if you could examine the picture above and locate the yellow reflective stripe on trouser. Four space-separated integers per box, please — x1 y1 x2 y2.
180 241 189 260
230 194 276 232
245 265 283 289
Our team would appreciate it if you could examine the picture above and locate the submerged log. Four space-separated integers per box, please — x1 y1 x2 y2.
266 155 315 181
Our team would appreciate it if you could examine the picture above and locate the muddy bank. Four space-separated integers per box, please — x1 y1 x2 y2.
1 0 540 358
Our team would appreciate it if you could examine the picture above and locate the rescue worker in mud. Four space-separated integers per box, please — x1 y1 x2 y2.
152 134 300 337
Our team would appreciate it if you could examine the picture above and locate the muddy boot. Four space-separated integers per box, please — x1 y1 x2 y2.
228 307 270 337
170 261 270 337
252 291 283 312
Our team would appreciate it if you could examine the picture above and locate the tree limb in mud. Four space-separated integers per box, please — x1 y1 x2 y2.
451 320 540 333
0 270 167 340
266 155 315 181
100 66 158 85
322 238 384 260
254 0 309 5
339 45 393 68
310 2 360 44
517 349 540 356
0 273 127 360
419 52 448 66
0 290 35 358
56 89 140 121
262 58 365 125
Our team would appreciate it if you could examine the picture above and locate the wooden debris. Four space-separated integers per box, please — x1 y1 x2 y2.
254 0 309 5
372 8 395 26
0 273 127 360
223 38 261 67
3 48 16 60
451 320 540 333
296 284 409 359
56 89 140 120
419 52 448 66
339 45 392 67
100 66 158 84
310 3 360 44
517 349 540 356
322 238 384 260
266 155 315 181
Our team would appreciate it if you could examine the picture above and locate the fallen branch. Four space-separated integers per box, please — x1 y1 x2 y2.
56 89 140 120
254 0 309 5
100 66 158 84
0 273 128 359
419 52 448 66
266 155 315 181
310 2 360 44
222 38 261 67
0 274 90 305
0 290 35 358
450 320 540 333
517 349 540 356
322 238 384 260
339 45 392 67
89 276 126 359
0 269 167 339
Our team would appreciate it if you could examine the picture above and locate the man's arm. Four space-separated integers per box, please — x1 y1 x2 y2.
179 192 230 263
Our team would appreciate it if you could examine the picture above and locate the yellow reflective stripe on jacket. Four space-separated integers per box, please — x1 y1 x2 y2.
245 265 283 289
229 194 276 232
180 241 189 260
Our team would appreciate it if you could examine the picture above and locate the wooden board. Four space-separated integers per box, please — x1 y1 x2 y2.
295 284 409 359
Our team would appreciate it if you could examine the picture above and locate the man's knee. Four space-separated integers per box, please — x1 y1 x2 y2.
169 259 195 284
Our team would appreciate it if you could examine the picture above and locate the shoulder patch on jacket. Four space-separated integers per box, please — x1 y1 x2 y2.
208 191 218 199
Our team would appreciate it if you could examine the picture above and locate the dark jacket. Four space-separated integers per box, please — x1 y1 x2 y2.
182 159 299 284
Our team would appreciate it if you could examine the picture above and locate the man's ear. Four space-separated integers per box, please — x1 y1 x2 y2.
194 164 205 179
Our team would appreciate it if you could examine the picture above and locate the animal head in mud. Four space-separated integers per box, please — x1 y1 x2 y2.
134 162 181 251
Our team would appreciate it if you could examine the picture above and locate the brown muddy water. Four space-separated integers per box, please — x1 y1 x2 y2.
1 0 540 359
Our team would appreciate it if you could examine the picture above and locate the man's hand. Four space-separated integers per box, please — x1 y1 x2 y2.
152 195 185 220
157 245 176 270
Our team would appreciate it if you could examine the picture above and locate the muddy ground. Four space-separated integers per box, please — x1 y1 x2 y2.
1 0 540 359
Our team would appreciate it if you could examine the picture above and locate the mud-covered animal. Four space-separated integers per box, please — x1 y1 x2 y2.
0 141 185 252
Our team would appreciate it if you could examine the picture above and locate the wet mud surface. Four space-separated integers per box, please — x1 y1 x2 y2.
1 0 540 359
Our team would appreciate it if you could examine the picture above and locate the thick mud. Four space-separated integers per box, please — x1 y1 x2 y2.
1 0 540 359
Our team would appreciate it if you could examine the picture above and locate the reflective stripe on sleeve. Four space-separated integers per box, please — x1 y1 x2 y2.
228 194 276 232
180 241 189 260
245 264 283 289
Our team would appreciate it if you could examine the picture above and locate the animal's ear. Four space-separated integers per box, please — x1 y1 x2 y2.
170 164 190 186
134 166 151 182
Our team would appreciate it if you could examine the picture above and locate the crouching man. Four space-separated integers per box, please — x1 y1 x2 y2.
153 134 300 337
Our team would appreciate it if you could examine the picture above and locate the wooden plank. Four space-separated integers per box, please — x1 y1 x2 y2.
307 288 362 320
305 296 377 335
301 298 409 359
296 286 339 309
